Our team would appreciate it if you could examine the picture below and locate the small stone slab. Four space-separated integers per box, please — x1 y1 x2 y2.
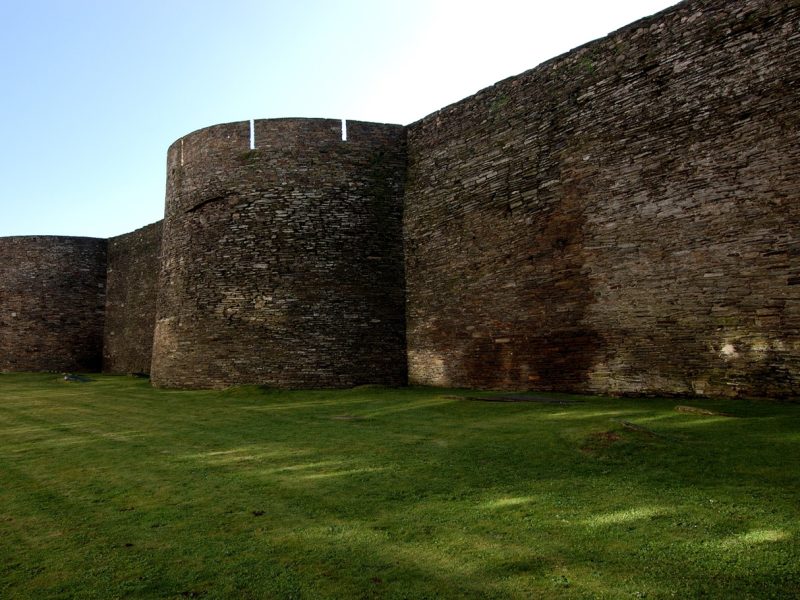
616 419 670 439
455 394 586 405
63 373 93 383
675 405 732 417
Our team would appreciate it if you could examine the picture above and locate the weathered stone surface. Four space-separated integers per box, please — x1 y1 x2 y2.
151 119 408 389
0 236 106 372
403 0 800 398
103 221 162 374
2 0 799 399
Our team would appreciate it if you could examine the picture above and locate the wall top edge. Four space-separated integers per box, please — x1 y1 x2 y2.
0 235 108 243
107 220 163 244
405 0 691 130
170 117 405 151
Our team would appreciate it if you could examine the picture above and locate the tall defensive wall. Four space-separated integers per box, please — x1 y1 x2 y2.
0 236 107 372
103 221 163 375
1 0 798 399
150 119 408 388
403 0 800 397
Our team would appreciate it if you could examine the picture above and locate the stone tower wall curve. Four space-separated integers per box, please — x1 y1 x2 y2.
151 117 408 388
0 235 107 372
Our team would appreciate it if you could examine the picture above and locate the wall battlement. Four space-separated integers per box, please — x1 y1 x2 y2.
1 0 798 397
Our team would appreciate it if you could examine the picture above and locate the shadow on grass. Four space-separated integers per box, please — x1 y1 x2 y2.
0 374 798 597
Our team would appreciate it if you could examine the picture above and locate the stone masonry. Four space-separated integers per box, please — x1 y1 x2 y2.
0 236 107 372
0 0 797 398
103 221 163 375
403 0 800 397
151 118 407 388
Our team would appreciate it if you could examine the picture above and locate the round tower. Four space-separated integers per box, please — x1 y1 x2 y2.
151 118 408 388
0 236 107 372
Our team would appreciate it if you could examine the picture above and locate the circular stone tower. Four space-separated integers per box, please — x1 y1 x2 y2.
151 118 408 388
0 236 107 372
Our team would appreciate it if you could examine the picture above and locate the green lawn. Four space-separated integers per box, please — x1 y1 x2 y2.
0 373 798 599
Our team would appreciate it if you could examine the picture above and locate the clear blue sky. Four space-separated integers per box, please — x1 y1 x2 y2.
0 0 678 238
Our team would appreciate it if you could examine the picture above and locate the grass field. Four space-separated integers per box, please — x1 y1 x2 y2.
0 373 798 599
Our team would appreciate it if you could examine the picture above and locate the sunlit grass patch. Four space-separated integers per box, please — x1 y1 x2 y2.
716 528 789 548
0 373 798 598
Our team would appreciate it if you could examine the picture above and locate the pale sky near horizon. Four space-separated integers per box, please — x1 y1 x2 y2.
0 0 678 238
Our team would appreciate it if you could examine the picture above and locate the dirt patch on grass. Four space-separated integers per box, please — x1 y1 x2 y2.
448 394 586 405
580 431 622 455
675 405 734 417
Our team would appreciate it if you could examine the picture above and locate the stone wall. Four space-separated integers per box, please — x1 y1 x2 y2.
0 236 107 372
151 118 407 388
103 221 162 374
3 0 799 398
404 0 800 397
